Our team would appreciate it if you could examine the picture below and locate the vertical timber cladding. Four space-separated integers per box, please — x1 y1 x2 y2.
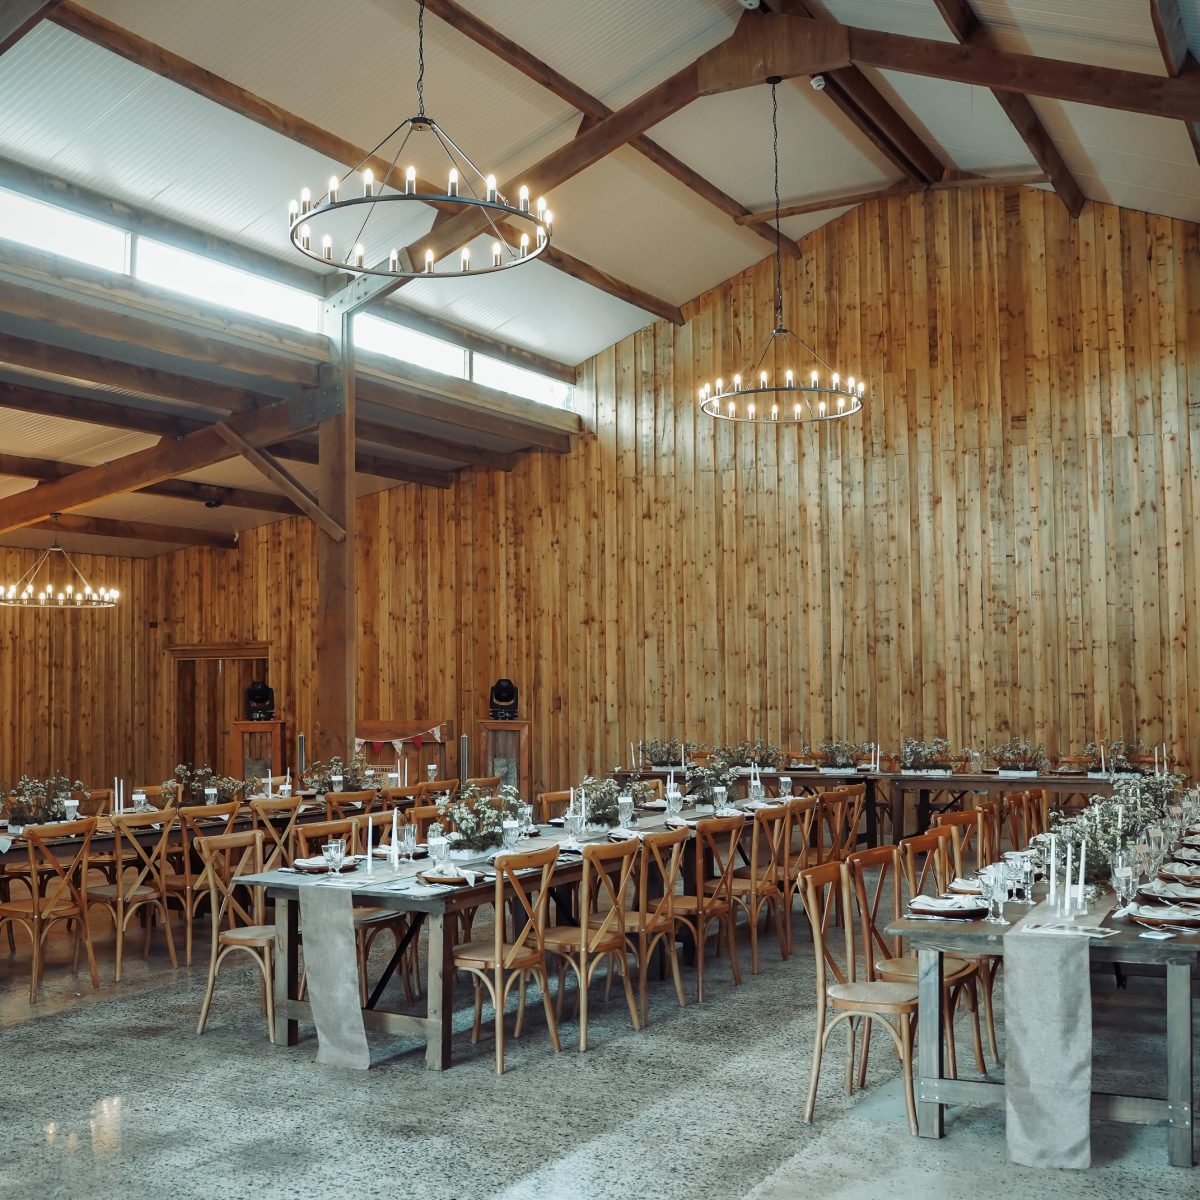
6 187 1195 795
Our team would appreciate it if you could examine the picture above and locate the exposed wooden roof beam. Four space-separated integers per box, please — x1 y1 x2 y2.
931 0 1085 216
33 513 237 548
0 0 62 55
0 393 335 535
1149 0 1200 166
0 449 298 514
355 419 516 471
268 440 454 488
735 171 1049 223
53 3 677 329
537 244 684 327
418 0 801 258
761 2 943 184
212 424 346 541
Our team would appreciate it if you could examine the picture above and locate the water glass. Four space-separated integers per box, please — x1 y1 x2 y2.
427 834 448 868
617 794 634 828
132 790 149 813
1111 848 1136 907
778 777 793 797
203 786 218 806
563 809 583 848
982 866 1009 925
1146 824 1166 868
322 838 345 876
426 764 438 783
520 804 535 833
331 774 344 793
748 779 765 804
714 786 728 812
666 788 683 820
502 818 520 850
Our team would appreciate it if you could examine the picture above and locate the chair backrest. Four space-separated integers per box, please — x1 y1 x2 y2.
136 784 180 808
380 784 425 813
640 777 665 801
748 804 789 891
404 803 441 840
636 826 687 932
296 818 356 858
535 790 571 824
845 845 904 975
419 778 457 800
325 789 377 820
576 837 640 952
491 843 559 967
693 814 745 908
466 775 502 793
354 810 397 852
196 831 264 934
798 859 855 990
932 808 987 877
843 782 866 847
249 795 303 869
23 818 97 914
1006 789 1047 850
786 795 819 874
76 787 111 816
110 809 179 902
817 788 852 861
174 801 242 887
899 828 953 902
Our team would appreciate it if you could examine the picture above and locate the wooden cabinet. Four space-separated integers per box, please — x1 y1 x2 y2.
231 719 284 782
475 719 531 800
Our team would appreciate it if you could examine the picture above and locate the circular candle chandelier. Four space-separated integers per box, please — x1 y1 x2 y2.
700 80 865 425
288 0 554 279
0 532 118 609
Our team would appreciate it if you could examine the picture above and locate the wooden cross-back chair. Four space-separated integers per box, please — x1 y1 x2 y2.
403 803 441 841
164 801 242 966
324 789 377 821
75 788 111 816
535 790 571 824
847 844 984 1084
816 788 854 864
380 784 425 815
618 826 688 1025
544 837 641 1051
466 775 503 793
797 858 918 1134
249 795 304 871
674 813 744 1001
135 784 180 808
90 810 179 981
0 818 101 1003
729 804 790 973
1005 790 1047 851
933 803 1000 878
195 830 274 1041
295 818 357 859
452 843 562 1073
784 795 820 950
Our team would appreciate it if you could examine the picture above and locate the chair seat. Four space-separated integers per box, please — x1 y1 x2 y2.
0 897 79 920
828 980 918 1011
164 876 207 894
453 938 543 971
543 922 626 955
90 883 157 901
219 924 275 947
876 955 976 985
674 894 729 916
722 873 780 895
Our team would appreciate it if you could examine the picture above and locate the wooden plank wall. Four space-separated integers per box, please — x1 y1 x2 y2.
2 188 1197 794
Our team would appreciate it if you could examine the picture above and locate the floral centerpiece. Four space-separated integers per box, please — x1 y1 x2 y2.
988 736 1047 776
816 737 869 770
1051 772 1183 880
302 752 372 794
718 738 783 770
642 737 686 767
1082 739 1134 774
899 737 954 772
163 764 244 805
576 775 621 828
428 783 523 855
685 753 741 805
3 772 85 827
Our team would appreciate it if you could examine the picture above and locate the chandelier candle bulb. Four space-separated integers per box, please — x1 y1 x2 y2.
405 166 416 195
288 199 299 225
760 370 768 387
771 404 778 420
388 248 398 271
519 185 529 212
300 225 311 251
748 402 755 419
811 370 819 387
519 232 529 258
328 175 339 203
491 241 502 267
448 168 458 196
536 196 546 219
786 369 794 387
543 209 553 233
363 169 374 197
353 243 364 268
321 235 333 260
301 186 311 214
486 174 497 202
424 248 434 272
460 247 470 271
536 225 546 248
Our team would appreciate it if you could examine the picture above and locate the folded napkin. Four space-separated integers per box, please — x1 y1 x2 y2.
910 894 984 913
420 869 478 886
1128 902 1200 922
1173 846 1200 862
1141 878 1200 901
0 836 11 853
1161 862 1200 880
949 877 983 893
1181 835 1200 847
641 800 667 811
608 828 644 841
664 816 698 829
548 817 565 827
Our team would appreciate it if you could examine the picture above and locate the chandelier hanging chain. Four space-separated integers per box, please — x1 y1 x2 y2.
416 0 426 120
772 80 783 332
287 0 554 278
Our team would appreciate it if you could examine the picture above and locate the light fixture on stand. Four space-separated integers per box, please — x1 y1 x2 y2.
0 518 118 609
287 0 554 279
700 79 864 425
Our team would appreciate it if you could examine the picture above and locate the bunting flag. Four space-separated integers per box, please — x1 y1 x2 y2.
354 724 445 755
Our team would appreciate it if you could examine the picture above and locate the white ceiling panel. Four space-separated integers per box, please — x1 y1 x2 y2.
0 408 158 463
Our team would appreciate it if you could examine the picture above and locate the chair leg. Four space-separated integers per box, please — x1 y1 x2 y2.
618 950 640 1032
845 1014 857 1093
695 918 707 1003
161 900 178 969
979 958 1000 1062
514 970 528 1039
471 979 484 1043
114 906 126 983
942 989 958 1080
494 970 506 1075
749 898 761 976
857 1016 874 1089
29 917 43 1003
667 934 686 1010
536 964 561 1054
725 910 742 986
197 947 222 1034
264 952 276 1043
802 1000 827 1124
184 894 194 967
578 955 589 1053
965 979 986 1075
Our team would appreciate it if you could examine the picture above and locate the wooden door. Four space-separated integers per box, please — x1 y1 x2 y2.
175 656 267 775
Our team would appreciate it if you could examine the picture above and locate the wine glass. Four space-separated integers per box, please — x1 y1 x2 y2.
520 804 535 833
502 818 520 851
400 825 416 865
330 774 344 794
322 837 345 877
666 788 683 820
778 777 793 798
427 833 448 869
426 764 438 783
563 809 583 849
982 866 1009 925
1111 848 1136 910
617 794 634 829
713 786 728 813
1147 824 1167 870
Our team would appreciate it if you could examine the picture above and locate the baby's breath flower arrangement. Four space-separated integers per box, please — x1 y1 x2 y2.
816 737 869 769
163 764 244 805
642 737 686 767
685 753 741 803
899 737 953 770
302 752 372 794
1082 739 1134 774
427 784 506 853
576 775 621 828
988 737 1047 773
4 772 85 824
718 739 783 769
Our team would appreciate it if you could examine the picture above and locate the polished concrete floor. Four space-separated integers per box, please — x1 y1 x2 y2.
0 910 1196 1200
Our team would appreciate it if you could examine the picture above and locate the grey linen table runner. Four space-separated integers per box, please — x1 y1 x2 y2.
298 885 371 1070
1002 893 1118 1168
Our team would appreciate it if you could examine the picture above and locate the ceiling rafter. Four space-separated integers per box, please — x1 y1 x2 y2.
0 450 298 514
1149 0 1200 166
32 513 237 548
416 0 802 258
761 1 944 184
931 0 1085 217
51 2 682 326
